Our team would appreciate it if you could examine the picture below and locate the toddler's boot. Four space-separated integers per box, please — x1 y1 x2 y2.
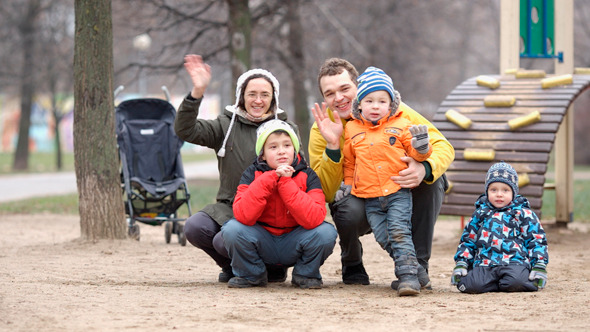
395 258 421 296
397 273 420 296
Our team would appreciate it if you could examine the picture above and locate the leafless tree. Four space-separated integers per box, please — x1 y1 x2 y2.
74 0 126 240
39 0 75 170
12 0 43 170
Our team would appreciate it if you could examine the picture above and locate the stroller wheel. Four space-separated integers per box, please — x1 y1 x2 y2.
164 221 173 244
177 223 187 246
128 224 140 241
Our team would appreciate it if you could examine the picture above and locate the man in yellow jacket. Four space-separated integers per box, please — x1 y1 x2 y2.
309 58 455 288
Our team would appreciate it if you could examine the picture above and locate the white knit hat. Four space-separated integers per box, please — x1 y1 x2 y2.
234 68 280 110
218 69 281 157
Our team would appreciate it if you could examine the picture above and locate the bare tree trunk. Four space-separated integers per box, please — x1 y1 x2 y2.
285 0 309 158
74 0 126 241
49 77 63 171
226 0 252 89
13 0 41 171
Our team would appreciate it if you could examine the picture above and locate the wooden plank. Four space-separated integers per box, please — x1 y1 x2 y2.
455 150 549 163
440 205 542 217
448 161 547 174
443 140 553 152
442 131 555 142
456 76 589 85
433 112 563 123
435 121 559 133
451 87 581 95
436 106 568 115
445 94 575 101
448 182 544 197
446 171 546 185
453 82 588 90
443 193 542 207
440 205 478 217
440 100 571 107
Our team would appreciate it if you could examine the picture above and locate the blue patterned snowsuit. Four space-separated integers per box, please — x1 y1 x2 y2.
453 194 548 293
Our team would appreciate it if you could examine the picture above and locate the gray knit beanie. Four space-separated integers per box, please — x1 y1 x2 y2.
485 161 519 197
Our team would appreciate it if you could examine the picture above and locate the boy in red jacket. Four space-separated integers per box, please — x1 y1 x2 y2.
221 120 337 289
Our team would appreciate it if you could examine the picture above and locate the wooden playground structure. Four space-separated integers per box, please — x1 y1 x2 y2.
433 0 588 226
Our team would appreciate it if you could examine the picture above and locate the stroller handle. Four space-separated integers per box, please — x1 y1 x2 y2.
161 86 171 102
114 85 125 98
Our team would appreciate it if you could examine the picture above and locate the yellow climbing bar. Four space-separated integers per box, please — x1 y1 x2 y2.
476 75 500 89
445 109 472 129
515 69 546 78
484 95 516 107
445 181 453 194
541 74 573 89
508 111 541 130
504 68 518 75
518 173 530 188
574 67 590 75
463 148 495 161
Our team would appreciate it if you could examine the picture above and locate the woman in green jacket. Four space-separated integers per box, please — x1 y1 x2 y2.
175 55 294 283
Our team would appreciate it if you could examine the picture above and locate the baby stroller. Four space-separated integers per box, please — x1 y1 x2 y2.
115 86 191 246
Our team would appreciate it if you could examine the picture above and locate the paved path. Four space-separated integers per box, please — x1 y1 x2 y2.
1 162 588 203
0 160 219 203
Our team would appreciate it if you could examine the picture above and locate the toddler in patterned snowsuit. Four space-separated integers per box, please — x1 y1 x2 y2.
451 161 549 293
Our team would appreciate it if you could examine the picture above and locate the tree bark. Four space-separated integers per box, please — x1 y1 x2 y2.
226 0 251 91
285 0 309 158
74 0 126 241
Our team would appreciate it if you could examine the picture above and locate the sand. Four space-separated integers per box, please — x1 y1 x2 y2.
1 213 589 331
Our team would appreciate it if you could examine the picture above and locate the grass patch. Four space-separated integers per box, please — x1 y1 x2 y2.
0 194 80 215
0 152 76 174
541 179 590 221
0 179 220 216
0 151 215 175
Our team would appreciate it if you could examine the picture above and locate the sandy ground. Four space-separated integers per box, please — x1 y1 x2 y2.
1 214 590 332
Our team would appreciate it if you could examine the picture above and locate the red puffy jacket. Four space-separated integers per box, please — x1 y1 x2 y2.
233 154 326 236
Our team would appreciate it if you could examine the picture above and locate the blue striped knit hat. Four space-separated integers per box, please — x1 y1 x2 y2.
485 161 519 197
356 66 395 103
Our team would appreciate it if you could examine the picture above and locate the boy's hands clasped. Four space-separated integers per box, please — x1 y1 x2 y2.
276 165 295 178
409 124 430 154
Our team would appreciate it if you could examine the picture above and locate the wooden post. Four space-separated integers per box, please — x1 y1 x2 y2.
554 0 574 225
500 0 520 75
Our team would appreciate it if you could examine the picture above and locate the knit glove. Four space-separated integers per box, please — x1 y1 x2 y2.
409 125 430 154
334 182 352 202
528 263 548 289
451 261 468 285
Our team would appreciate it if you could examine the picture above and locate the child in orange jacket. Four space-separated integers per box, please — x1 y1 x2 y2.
343 67 432 295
